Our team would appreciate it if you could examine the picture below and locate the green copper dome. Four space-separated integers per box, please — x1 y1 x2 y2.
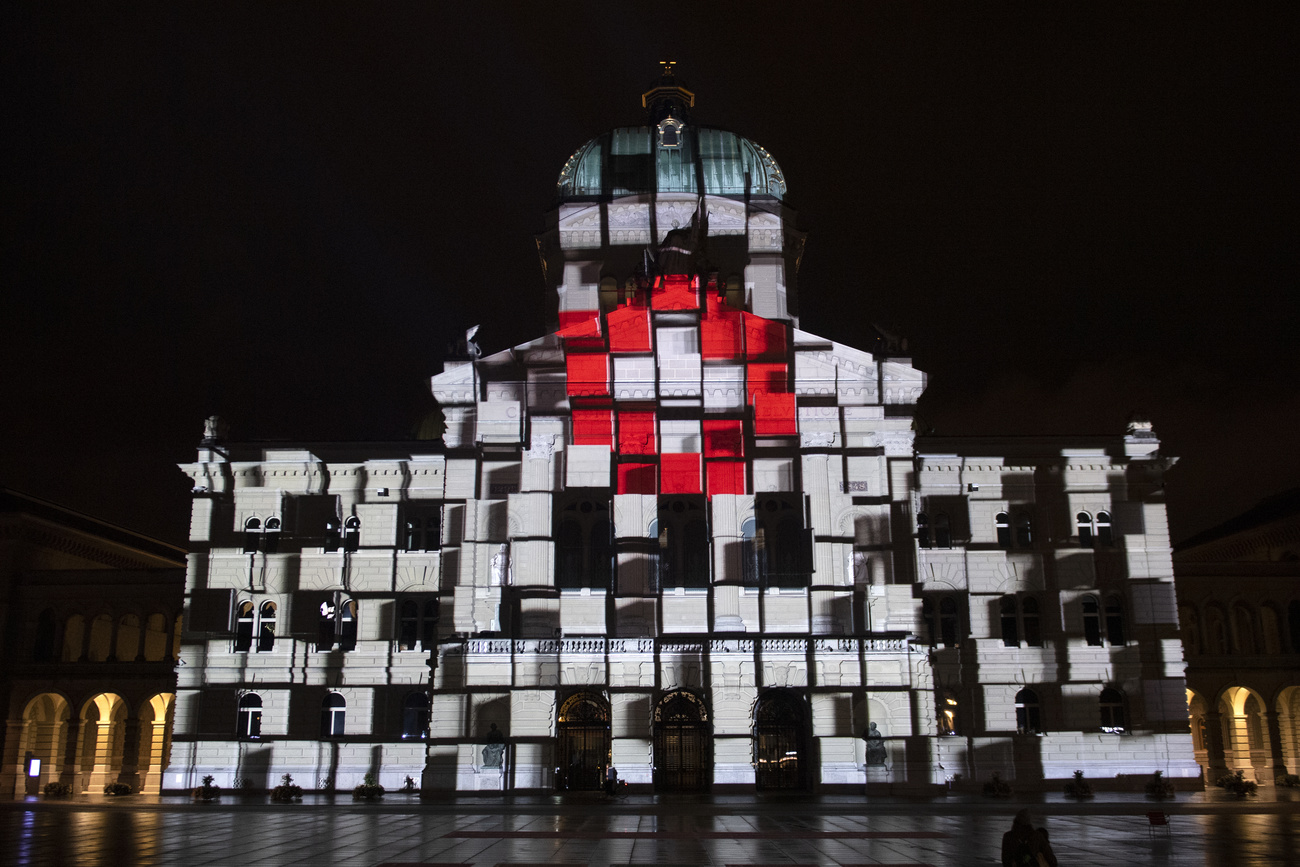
557 126 787 201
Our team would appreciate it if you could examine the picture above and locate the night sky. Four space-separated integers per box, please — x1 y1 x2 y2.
4 3 1296 548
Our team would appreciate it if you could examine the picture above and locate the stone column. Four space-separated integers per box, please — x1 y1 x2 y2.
60 719 81 790
119 718 142 789
1202 709 1229 779
1263 709 1289 782
1 719 26 797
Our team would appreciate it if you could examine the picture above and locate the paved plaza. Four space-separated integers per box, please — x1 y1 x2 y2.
4 790 1298 867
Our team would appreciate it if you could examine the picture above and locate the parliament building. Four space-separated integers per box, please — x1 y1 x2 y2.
170 74 1199 794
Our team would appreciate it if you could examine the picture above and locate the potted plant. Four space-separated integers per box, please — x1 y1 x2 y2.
103 782 134 796
1145 770 1176 799
270 774 303 802
1215 770 1258 797
192 775 221 801
43 781 73 798
1277 773 1300 788
352 773 385 801
399 775 418 794
1063 769 1093 798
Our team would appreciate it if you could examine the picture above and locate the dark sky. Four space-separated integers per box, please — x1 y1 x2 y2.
4 3 1296 548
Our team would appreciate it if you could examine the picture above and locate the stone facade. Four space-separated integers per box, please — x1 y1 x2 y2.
1175 490 1300 786
0 488 185 796
170 78 1199 794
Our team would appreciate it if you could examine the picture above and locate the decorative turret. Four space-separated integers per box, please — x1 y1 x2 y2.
641 61 695 125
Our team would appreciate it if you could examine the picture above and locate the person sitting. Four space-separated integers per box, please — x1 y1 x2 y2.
1001 809 1057 867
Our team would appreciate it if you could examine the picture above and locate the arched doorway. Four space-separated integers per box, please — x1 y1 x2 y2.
653 690 710 792
754 689 808 790
19 693 70 795
138 693 174 794
81 693 128 791
556 692 609 791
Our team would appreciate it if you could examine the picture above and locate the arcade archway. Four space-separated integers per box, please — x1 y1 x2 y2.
754 689 808 790
653 690 710 792
556 692 609 791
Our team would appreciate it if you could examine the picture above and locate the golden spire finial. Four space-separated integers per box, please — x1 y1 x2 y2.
659 60 677 76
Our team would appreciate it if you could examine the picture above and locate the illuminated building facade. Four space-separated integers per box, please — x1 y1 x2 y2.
1175 491 1300 786
172 74 1199 793
0 489 185 796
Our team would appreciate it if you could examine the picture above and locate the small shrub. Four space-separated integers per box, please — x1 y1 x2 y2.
1276 773 1300 788
352 772 385 801
43 781 73 798
1145 770 1176 799
192 775 221 801
270 774 303 802
982 772 1012 797
103 782 133 796
399 775 418 793
1215 770 1258 797
1063 769 1093 798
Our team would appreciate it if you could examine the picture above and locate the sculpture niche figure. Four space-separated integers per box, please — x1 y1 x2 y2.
864 722 887 766
481 722 505 769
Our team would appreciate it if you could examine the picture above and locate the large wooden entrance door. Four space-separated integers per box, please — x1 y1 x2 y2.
754 690 807 790
557 692 610 791
653 690 710 792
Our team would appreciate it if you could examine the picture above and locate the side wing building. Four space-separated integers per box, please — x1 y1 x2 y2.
173 75 1199 794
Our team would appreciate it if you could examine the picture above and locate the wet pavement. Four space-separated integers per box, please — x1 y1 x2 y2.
3 789 1298 867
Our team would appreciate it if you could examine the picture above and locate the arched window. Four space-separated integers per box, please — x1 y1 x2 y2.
423 600 440 649
1082 595 1102 646
1206 605 1229 655
321 693 345 738
62 614 84 662
934 513 952 549
1104 595 1126 646
32 608 56 662
557 519 584 583
995 512 1011 549
263 516 281 554
317 599 337 651
1077 511 1094 546
555 497 613 590
338 600 358 652
1015 512 1033 548
235 601 255 652
742 497 810 589
396 599 439 652
324 520 341 553
655 499 712 590
939 597 959 648
1180 606 1201 656
938 690 959 735
1099 688 1126 732
1000 596 1020 647
398 601 420 651
401 693 429 739
403 505 442 552
1021 597 1042 647
87 613 113 661
257 602 276 652
115 614 140 661
1015 688 1041 734
238 694 263 738
1289 600 1300 654
1233 603 1256 655
917 512 930 549
1260 604 1281 654
1096 511 1113 547
343 516 361 553
243 517 262 554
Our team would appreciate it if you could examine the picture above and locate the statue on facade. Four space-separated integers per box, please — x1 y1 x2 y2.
864 721 887 766
481 722 505 769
